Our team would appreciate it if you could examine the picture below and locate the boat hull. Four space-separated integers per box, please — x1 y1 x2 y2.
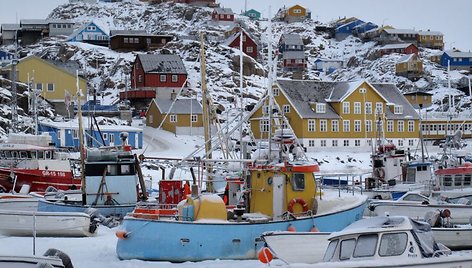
432 226 472 250
0 210 97 237
303 256 472 268
0 196 38 211
116 199 367 262
37 198 135 218
0 168 78 193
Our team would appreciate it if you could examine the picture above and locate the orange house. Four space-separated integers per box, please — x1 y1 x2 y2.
283 5 311 23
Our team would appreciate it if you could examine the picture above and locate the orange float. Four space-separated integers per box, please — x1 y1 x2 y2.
258 247 273 263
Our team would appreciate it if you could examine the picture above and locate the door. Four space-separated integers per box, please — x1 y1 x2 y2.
272 175 285 220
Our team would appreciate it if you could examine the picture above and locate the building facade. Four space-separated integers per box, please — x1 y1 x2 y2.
224 29 258 59
109 30 173 52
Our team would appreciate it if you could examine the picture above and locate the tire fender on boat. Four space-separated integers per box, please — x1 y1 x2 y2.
288 198 308 213
43 248 73 268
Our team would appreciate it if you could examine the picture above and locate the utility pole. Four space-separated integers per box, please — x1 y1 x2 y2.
10 31 19 134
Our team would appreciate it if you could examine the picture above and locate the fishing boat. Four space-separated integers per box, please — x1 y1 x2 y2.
0 209 98 237
0 193 40 211
368 191 472 224
261 231 330 264
301 216 472 268
0 133 79 193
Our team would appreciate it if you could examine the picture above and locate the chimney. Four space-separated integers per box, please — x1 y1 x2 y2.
171 90 177 101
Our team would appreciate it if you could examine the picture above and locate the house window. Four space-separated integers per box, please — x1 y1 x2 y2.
343 120 350 132
354 102 361 114
331 120 339 132
72 130 78 138
296 59 303 64
191 115 197 122
316 103 326 113
343 140 350 147
409 139 414 146
354 120 361 132
138 75 142 83
47 83 54 92
263 105 269 115
308 140 315 147
149 115 153 124
246 46 253 53
408 120 415 132
124 37 129 43
343 102 350 114
394 105 403 114
375 102 383 114
160 75 167 82
293 9 301 13
260 119 269 132
109 134 115 143
387 120 394 132
172 75 178 82
273 88 279 96
398 139 404 147
242 35 247 42
103 133 108 140
219 14 224 19
332 140 338 147
283 105 290 114
36 83 43 91
366 120 372 132
170 114 177 122
308 119 316 132
398 120 404 132
226 14 231 19
355 140 361 146
133 38 139 43
320 140 327 147
320 120 327 132
365 102 372 114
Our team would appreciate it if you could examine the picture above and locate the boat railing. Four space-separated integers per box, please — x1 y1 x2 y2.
432 248 451 257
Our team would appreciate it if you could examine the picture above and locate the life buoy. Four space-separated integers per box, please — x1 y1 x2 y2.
288 198 308 213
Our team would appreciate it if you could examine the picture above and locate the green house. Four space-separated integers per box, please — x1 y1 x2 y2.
244 9 261 20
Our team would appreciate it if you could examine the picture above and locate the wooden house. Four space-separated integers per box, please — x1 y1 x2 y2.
109 30 173 52
278 33 304 53
224 28 258 59
212 8 234 22
47 20 75 37
395 54 423 80
335 19 365 41
10 55 87 116
282 51 306 72
403 91 432 109
377 43 419 57
38 119 143 149
0 24 20 45
19 19 49 45
67 21 110 46
250 79 420 150
279 5 311 23
124 54 187 107
417 30 444 50
146 97 203 135
379 28 418 44
352 22 377 37
243 9 261 20
440 51 472 71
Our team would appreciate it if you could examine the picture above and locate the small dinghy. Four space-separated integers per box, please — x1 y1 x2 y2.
0 248 73 268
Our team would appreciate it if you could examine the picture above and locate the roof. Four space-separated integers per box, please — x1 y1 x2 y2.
315 58 344 63
418 30 443 36
68 21 110 41
280 33 303 46
370 83 420 120
224 28 257 47
383 28 418 35
110 30 150 37
444 51 472 58
397 54 415 64
47 19 75 24
137 54 187 74
379 43 416 50
39 119 142 132
403 91 433 96
282 51 305 59
213 8 233 15
153 98 203 115
20 19 48 25
1 24 20 31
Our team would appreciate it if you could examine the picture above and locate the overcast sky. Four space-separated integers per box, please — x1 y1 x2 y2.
1 0 471 51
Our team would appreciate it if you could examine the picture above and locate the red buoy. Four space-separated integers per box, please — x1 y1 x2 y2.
115 230 129 239
287 224 296 232
310 225 319 232
258 247 273 263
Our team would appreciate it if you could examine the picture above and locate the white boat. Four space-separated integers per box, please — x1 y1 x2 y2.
0 193 38 211
0 209 98 237
368 191 472 224
297 216 472 268
425 210 472 250
0 248 73 268
261 231 330 264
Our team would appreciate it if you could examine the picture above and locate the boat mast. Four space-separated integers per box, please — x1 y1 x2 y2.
199 32 213 192
267 7 274 161
76 71 86 204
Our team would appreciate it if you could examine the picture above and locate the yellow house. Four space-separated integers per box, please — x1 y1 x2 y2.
417 30 444 50
403 91 432 109
146 97 204 135
395 54 423 80
14 55 87 116
283 5 310 23
250 79 421 151
421 112 472 140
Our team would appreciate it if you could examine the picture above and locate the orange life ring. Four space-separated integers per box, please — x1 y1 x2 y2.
288 198 308 213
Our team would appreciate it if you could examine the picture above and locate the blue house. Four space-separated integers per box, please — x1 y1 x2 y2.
38 120 143 149
67 21 110 46
335 19 365 41
440 51 472 71
0 50 15 64
352 22 377 36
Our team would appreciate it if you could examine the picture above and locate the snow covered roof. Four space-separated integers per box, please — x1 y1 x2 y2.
223 29 257 47
279 33 303 46
418 30 443 36
153 98 202 114
282 51 305 59
47 19 75 24
328 80 366 101
68 21 110 41
39 120 143 132
444 51 472 58
137 54 187 74
110 30 149 36
383 28 418 35
378 43 415 50
371 83 420 120
403 90 433 96
1 24 20 31
397 54 415 64
213 8 233 15
20 19 48 25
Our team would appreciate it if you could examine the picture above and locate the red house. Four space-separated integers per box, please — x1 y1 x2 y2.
122 54 187 104
377 43 419 56
212 8 234 22
224 28 258 59
282 51 306 71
